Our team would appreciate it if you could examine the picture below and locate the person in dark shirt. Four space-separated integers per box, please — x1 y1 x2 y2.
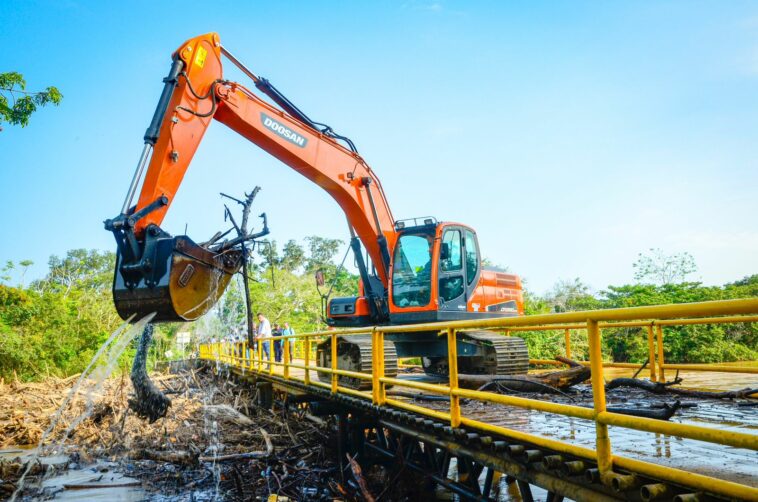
273 323 283 362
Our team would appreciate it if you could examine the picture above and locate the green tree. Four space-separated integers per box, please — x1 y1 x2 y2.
633 248 697 285
0 249 122 381
546 278 600 312
520 279 599 362
481 257 508 271
304 235 343 272
39 249 114 296
723 275 758 298
1 261 14 284
0 72 62 129
281 240 306 272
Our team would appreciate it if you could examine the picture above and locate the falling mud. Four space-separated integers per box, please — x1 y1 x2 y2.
128 324 171 423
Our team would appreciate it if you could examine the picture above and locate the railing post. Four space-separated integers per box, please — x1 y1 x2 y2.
587 319 612 481
656 324 666 382
646 324 658 382
283 337 290 380
331 332 338 393
304 336 311 385
372 329 386 405
269 337 274 375
447 328 461 428
564 328 572 359
257 338 263 373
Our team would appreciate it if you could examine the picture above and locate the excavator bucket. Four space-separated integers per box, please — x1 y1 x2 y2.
112 234 243 323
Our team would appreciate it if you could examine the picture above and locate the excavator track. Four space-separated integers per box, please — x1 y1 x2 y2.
422 331 529 376
316 335 398 390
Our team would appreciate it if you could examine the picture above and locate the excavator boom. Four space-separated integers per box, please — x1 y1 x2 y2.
107 33 397 322
133 33 395 284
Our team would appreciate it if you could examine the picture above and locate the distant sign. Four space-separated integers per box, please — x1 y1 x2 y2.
176 331 191 346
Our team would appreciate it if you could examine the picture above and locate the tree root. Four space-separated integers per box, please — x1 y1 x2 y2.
604 401 682 420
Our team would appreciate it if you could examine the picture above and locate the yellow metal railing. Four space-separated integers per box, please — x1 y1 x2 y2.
509 314 758 381
199 298 758 500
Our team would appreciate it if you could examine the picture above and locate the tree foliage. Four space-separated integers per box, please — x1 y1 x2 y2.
229 236 355 337
521 275 758 364
633 248 697 285
0 241 755 381
0 251 120 381
0 72 62 129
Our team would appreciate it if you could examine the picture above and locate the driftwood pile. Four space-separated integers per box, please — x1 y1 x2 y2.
0 373 82 447
0 367 350 501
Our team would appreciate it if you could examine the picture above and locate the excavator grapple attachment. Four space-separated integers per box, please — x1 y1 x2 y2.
112 233 242 323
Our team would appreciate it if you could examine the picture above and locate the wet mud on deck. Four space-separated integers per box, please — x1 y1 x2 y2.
414 368 758 487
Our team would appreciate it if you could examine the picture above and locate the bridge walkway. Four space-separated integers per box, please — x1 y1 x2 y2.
200 299 758 501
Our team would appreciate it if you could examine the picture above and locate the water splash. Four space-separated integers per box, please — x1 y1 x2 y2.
10 313 155 502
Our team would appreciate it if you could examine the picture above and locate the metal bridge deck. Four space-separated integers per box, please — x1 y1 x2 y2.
421 372 758 486
219 360 758 488
200 299 758 500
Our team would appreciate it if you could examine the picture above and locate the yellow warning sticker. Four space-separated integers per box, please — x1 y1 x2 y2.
194 46 207 69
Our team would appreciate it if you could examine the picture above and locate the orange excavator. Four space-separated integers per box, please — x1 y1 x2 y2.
105 33 528 385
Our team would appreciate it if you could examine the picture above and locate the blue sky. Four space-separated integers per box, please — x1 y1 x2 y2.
1 1 757 293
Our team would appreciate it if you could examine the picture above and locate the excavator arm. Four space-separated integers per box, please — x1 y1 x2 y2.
106 33 395 322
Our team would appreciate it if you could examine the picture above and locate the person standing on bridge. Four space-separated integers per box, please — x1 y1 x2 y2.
256 313 272 363
282 322 295 362
272 323 283 362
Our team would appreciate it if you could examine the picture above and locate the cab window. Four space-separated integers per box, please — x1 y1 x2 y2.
392 234 432 308
440 230 462 271
465 230 478 285
439 229 464 303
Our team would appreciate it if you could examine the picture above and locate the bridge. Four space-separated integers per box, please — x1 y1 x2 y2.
199 299 758 501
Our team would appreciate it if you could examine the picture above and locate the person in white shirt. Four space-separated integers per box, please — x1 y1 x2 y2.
256 313 272 361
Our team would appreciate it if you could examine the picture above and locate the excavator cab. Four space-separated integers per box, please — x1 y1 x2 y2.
327 217 523 327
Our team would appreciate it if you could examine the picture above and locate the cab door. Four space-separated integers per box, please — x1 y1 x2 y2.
462 228 482 310
437 227 466 311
